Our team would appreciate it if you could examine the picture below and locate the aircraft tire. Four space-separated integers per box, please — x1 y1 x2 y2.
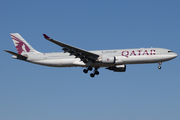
83 69 88 73
88 66 93 71
95 71 99 75
158 66 161 69
90 73 95 78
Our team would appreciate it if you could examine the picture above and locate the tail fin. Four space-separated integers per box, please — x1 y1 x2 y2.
10 33 40 55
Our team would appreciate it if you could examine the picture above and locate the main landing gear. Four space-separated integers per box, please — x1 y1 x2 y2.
158 62 162 69
83 66 92 73
83 66 99 78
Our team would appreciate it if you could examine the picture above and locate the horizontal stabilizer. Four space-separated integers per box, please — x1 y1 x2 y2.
4 50 27 60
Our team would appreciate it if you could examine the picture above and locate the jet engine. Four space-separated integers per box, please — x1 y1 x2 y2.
106 65 126 72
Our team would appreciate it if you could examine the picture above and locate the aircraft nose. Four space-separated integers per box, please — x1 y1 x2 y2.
174 53 178 58
172 52 178 59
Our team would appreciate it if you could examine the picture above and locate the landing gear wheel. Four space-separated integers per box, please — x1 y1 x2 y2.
158 66 161 69
90 73 95 78
83 69 88 73
88 66 93 71
158 62 162 69
94 71 99 75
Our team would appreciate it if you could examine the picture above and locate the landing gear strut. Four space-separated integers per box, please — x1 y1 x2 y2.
158 62 162 69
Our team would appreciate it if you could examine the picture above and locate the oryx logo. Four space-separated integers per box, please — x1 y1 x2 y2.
11 34 30 54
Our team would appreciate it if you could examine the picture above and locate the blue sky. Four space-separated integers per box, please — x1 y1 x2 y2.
1 0 180 120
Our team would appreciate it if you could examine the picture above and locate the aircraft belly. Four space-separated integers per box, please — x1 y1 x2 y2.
120 54 176 64
31 59 78 67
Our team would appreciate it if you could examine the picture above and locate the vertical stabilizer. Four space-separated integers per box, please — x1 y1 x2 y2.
10 33 40 55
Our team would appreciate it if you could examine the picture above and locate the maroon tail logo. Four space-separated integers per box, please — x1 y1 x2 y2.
11 35 30 54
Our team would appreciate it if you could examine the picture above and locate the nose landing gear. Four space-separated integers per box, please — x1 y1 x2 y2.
158 62 162 69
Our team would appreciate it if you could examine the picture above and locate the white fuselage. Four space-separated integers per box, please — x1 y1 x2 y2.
25 48 177 68
6 33 178 77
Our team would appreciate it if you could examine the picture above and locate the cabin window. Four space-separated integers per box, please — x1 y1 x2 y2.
168 51 173 53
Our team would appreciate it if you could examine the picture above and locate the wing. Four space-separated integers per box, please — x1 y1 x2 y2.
43 34 99 63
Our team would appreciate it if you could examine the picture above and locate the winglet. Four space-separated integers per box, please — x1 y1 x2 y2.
43 34 51 40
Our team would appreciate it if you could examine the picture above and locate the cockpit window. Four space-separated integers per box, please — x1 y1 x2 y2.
168 51 173 53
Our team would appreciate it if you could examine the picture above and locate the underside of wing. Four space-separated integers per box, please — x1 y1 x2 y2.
43 34 99 63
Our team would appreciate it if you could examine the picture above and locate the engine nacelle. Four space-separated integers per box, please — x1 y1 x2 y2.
106 65 126 72
102 56 116 64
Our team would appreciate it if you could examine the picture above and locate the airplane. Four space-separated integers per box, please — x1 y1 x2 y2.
4 33 178 77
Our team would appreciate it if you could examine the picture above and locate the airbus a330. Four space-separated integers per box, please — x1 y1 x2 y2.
4 33 177 77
